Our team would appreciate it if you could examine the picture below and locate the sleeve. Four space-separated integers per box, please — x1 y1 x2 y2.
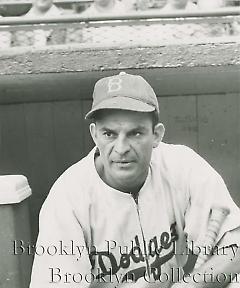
183 148 240 251
29 179 93 288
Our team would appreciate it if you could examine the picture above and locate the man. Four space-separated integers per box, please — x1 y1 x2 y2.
25 0 62 17
21 0 64 47
81 0 126 16
134 0 167 10
0 12 11 49
159 0 203 41
80 0 127 45
30 72 240 287
197 0 224 9
80 0 127 44
162 0 197 11
148 0 168 9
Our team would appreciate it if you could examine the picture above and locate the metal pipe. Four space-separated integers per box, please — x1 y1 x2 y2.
0 7 239 26
0 0 92 4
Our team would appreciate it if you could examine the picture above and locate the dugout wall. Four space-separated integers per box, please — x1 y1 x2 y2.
0 42 239 258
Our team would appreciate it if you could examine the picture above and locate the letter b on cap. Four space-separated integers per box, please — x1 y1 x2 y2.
108 78 122 93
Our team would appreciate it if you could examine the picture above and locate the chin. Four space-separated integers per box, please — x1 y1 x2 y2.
113 171 134 180
115 172 140 187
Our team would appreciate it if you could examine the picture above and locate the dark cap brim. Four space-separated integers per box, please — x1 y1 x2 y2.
85 96 156 120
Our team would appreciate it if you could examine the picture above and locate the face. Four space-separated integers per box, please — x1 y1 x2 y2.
94 0 113 7
0 5 6 15
33 0 53 12
169 0 189 9
90 110 164 193
149 0 168 9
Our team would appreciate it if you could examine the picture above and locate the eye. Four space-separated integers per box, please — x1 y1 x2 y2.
103 131 115 138
130 131 142 137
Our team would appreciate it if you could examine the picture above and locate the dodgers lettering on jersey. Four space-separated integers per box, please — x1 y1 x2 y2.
90 222 178 283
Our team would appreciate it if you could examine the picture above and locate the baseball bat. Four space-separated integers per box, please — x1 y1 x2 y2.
119 207 230 288
169 207 230 287
193 206 230 270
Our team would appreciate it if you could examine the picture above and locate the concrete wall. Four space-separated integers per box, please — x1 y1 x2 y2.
0 40 239 241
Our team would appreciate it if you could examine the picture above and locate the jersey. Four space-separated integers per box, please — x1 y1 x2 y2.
24 4 63 18
30 143 240 288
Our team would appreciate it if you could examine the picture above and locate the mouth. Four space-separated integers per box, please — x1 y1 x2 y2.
112 160 135 167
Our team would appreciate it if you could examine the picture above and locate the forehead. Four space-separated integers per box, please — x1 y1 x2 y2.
169 0 188 2
94 0 111 3
94 110 153 128
35 0 52 4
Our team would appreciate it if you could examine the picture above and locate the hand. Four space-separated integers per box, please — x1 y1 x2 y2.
119 277 165 288
170 281 195 288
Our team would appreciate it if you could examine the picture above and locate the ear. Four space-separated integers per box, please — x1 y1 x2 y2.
153 123 165 148
89 123 98 146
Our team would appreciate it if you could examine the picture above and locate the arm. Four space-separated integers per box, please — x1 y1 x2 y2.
117 242 240 288
172 241 240 288
178 148 240 288
30 178 93 288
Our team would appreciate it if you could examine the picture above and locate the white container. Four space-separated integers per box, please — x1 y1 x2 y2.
0 175 32 288
0 175 32 204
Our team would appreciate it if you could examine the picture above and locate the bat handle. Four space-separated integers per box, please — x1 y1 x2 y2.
194 206 230 270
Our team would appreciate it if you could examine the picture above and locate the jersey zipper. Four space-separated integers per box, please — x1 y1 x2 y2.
131 193 151 281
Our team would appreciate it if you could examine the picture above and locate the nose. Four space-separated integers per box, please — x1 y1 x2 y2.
114 135 130 156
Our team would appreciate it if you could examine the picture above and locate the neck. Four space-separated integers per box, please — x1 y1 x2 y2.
32 5 51 15
104 170 146 195
169 3 187 9
95 154 148 194
94 0 115 12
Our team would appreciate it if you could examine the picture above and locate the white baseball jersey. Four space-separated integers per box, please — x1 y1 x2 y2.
30 143 240 287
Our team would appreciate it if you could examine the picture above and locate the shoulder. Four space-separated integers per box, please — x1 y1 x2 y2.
24 7 34 17
47 5 63 16
151 143 196 189
37 149 98 234
152 142 197 165
152 142 220 183
80 5 96 17
44 148 96 208
55 149 94 190
154 142 215 168
24 5 63 17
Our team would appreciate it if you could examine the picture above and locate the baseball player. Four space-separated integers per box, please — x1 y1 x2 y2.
30 72 240 288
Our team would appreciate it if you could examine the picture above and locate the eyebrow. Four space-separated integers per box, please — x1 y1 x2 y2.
131 126 148 131
98 125 148 132
99 127 115 132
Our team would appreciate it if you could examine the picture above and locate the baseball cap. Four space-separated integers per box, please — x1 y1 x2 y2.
85 72 159 119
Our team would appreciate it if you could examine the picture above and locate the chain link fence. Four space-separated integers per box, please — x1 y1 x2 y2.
0 9 239 49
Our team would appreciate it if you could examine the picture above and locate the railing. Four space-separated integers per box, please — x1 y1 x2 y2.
0 0 91 3
0 8 239 49
0 0 239 5
0 0 92 17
